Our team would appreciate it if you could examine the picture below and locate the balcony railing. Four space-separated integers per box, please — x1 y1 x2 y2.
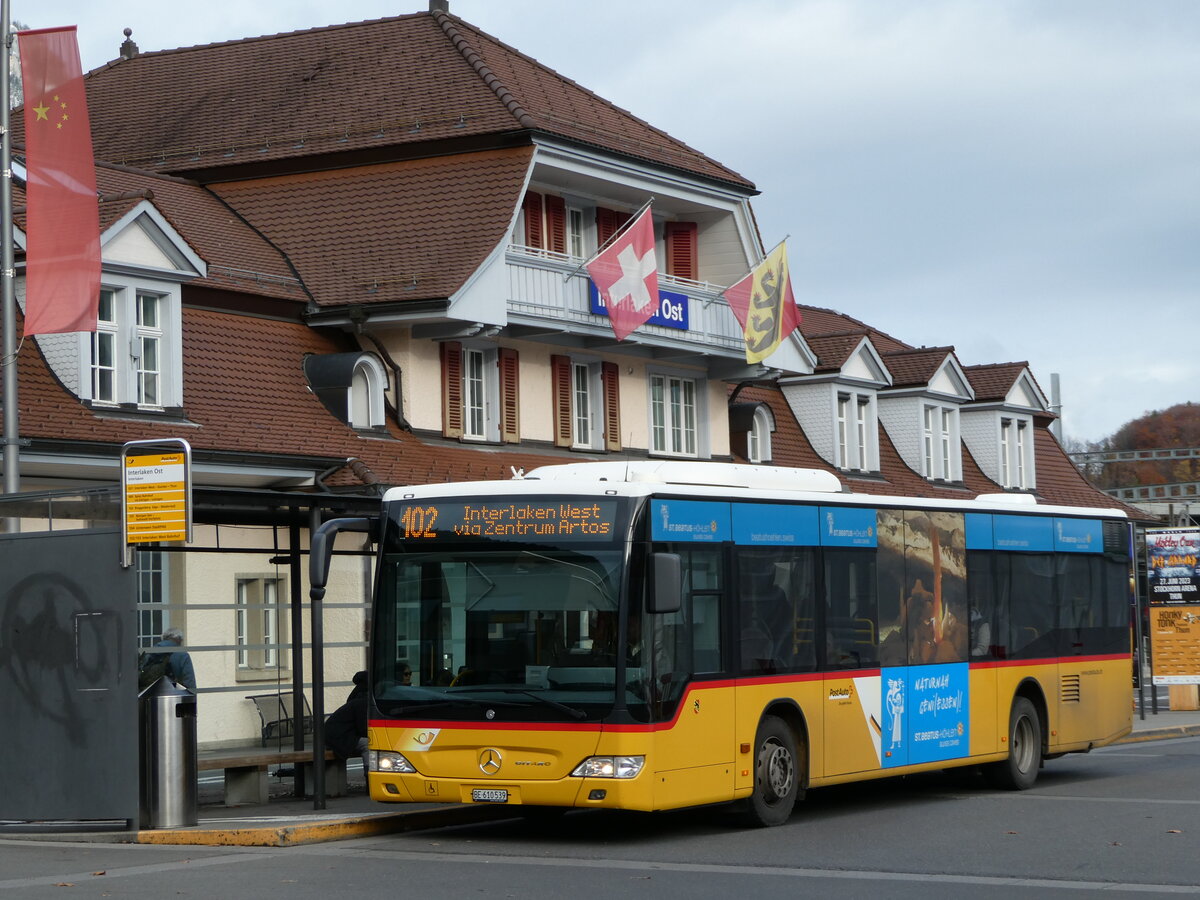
505 244 746 357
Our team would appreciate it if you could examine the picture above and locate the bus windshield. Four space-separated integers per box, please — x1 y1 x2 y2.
372 500 639 722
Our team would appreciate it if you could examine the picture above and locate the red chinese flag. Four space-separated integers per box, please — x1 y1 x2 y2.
19 27 100 335
586 206 659 342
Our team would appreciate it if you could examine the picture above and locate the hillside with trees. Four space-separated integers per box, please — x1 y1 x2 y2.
1075 402 1200 489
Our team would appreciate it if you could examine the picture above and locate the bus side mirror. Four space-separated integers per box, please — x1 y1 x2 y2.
647 552 682 614
310 517 375 591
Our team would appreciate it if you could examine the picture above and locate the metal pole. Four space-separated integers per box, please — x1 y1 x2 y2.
1 0 20 497
289 520 305 755
309 504 326 810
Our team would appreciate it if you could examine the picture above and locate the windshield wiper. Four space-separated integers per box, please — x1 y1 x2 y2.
393 697 521 716
492 689 588 721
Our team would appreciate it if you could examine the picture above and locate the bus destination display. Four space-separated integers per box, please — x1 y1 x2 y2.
398 499 619 541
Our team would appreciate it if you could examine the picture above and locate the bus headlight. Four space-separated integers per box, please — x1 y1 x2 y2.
370 750 417 774
571 756 645 779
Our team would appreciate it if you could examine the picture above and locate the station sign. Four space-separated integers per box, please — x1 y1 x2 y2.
122 439 193 547
589 282 689 330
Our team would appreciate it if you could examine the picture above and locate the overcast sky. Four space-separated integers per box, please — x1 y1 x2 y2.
22 0 1200 443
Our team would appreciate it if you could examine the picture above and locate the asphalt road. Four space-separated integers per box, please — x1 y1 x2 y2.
3 735 1198 899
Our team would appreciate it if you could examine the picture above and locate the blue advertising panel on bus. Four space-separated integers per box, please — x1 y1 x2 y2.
651 499 730 542
1054 518 1104 554
881 663 970 768
731 503 819 546
965 513 994 550
819 506 878 547
992 514 1053 552
589 282 689 330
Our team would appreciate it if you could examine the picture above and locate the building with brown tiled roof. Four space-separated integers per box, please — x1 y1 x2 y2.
7 2 1135 749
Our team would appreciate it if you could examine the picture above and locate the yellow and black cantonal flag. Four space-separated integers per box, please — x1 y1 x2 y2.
723 242 801 364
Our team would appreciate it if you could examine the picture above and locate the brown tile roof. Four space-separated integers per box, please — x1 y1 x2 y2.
963 362 1027 402
881 347 956 388
727 382 1140 514
796 304 910 353
16 158 306 303
209 147 533 306
804 334 872 373
51 11 750 190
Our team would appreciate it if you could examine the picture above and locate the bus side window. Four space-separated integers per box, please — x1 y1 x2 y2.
824 550 878 669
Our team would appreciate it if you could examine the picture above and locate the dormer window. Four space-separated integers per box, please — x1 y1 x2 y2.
82 283 180 410
349 355 387 429
304 351 390 433
748 405 773 463
999 417 1032 488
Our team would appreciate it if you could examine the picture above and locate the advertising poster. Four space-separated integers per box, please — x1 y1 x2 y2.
880 663 970 767
1150 606 1200 685
1146 528 1200 686
1146 528 1200 604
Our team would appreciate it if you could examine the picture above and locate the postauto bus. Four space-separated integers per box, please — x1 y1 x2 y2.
343 461 1132 826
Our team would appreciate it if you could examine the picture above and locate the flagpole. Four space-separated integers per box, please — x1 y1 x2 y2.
703 233 791 309
0 0 18 495
561 196 655 283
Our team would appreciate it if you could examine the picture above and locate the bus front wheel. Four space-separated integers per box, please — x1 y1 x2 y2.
742 715 801 827
986 697 1042 790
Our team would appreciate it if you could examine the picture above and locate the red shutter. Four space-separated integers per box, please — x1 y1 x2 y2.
523 191 544 248
499 347 520 443
595 207 630 246
440 341 463 439
550 354 573 448
664 221 698 280
601 361 621 452
545 195 566 255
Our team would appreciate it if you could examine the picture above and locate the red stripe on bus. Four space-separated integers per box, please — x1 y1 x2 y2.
970 652 1129 670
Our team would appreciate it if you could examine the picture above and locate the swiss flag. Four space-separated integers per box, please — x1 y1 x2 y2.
586 206 659 342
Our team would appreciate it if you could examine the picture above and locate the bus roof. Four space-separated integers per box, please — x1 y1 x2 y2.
382 460 1128 520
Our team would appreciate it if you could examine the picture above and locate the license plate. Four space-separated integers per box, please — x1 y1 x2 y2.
472 788 509 803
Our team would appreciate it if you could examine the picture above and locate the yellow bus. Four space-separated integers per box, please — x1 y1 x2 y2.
354 461 1132 826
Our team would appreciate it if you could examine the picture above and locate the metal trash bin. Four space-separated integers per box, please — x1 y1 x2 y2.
138 678 198 829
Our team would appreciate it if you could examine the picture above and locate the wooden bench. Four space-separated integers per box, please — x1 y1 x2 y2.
198 745 349 807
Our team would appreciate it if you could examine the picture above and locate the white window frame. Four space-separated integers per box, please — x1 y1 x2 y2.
748 406 773 463
236 576 286 671
571 360 604 450
567 206 586 259
80 277 183 410
135 291 163 407
649 372 699 457
349 354 387 429
91 289 119 403
460 345 500 442
922 403 960 481
998 415 1034 488
835 390 877 472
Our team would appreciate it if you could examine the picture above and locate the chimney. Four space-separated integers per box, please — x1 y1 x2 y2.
119 27 139 60
429 1 449 12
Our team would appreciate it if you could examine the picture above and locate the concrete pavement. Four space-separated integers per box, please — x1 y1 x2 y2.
5 703 1199 848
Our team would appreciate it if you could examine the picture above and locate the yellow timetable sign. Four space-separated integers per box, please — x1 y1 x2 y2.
124 451 189 544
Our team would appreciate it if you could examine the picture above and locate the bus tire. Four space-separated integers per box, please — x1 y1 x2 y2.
741 715 800 827
986 697 1042 791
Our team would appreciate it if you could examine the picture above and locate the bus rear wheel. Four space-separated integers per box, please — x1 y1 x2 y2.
986 697 1042 790
741 715 801 827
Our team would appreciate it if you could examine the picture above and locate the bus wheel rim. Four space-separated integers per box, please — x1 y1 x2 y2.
760 738 793 801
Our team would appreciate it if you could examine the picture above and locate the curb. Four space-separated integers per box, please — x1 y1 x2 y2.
134 804 511 847
1115 724 1200 745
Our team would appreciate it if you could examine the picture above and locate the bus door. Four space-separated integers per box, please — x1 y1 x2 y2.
645 535 734 809
822 548 885 776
